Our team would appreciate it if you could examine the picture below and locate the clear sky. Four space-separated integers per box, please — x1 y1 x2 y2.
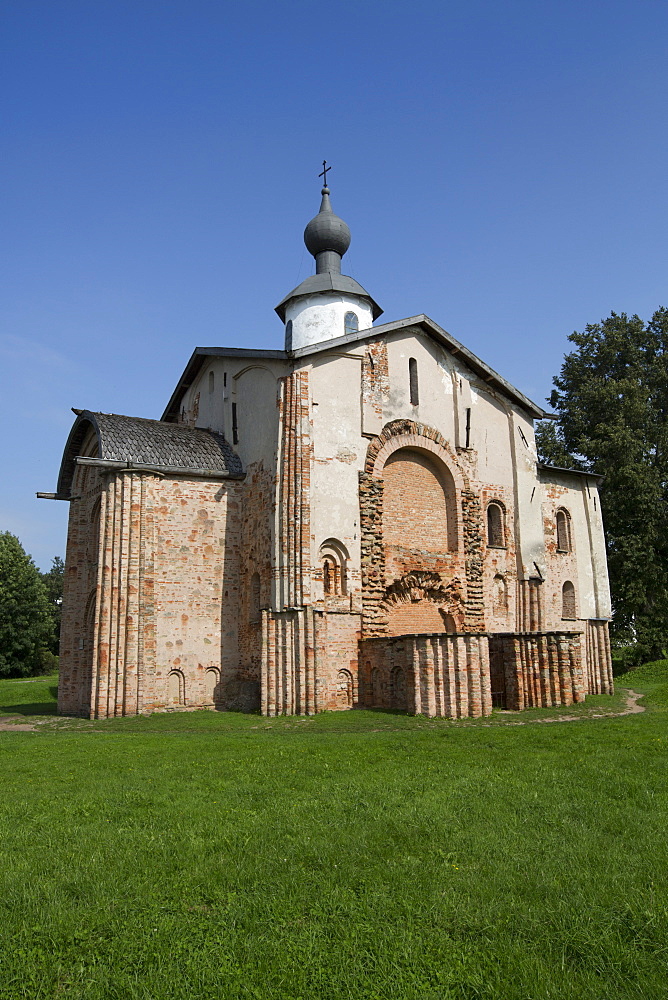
1 0 666 570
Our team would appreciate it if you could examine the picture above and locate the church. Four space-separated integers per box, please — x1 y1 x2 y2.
52 176 614 719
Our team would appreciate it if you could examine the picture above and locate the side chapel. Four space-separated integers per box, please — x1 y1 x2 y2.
52 178 614 719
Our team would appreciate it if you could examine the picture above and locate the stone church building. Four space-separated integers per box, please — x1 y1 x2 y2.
53 181 614 719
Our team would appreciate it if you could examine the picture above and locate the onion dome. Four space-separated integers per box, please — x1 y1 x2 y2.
304 186 351 269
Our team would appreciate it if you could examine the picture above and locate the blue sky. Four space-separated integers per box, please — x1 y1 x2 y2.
1 0 666 569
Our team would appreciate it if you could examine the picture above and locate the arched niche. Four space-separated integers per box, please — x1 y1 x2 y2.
381 447 458 578
167 670 185 706
318 538 350 597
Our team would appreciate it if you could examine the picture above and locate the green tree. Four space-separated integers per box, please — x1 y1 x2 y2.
543 307 668 660
0 532 53 677
40 555 64 654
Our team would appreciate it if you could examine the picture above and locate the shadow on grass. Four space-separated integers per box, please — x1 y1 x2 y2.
0 686 59 717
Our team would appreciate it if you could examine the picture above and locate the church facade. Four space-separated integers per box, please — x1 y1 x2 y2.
54 182 614 719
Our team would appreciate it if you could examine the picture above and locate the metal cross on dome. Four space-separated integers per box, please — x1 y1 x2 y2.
319 160 331 186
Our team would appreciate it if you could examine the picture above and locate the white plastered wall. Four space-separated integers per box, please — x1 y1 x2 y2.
285 293 373 352
306 350 366 600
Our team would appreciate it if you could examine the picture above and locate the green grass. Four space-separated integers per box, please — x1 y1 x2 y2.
0 669 667 999
0 673 59 717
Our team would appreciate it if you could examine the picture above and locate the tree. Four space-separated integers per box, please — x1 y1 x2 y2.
0 532 53 677
40 555 64 654
540 307 668 660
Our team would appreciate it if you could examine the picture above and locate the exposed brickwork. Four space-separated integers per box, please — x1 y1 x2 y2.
361 340 390 426
461 489 485 630
489 631 585 710
58 461 105 716
359 421 471 637
381 571 464 636
276 370 311 608
360 633 492 718
237 463 274 694
359 471 386 635
382 449 458 578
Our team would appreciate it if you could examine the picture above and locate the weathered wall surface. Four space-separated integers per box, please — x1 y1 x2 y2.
59 468 246 718
58 461 105 716
151 477 242 713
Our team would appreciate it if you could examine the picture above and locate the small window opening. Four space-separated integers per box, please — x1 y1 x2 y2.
562 581 576 619
409 357 419 405
323 557 341 596
208 371 214 393
465 407 471 448
344 311 358 335
285 319 293 351
556 510 571 552
223 372 227 388
232 402 238 445
487 502 505 547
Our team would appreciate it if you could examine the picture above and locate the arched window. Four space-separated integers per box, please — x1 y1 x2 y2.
556 509 571 552
336 669 353 708
208 370 214 393
487 502 505 547
168 670 185 706
285 320 293 351
204 667 220 704
250 572 261 623
409 357 419 405
344 311 358 335
562 580 576 619
319 539 349 597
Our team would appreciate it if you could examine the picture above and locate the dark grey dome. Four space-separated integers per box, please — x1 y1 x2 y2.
304 188 351 258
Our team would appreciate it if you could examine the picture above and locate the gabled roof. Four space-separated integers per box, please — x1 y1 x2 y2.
162 315 544 422
162 347 287 422
57 410 243 497
292 314 545 419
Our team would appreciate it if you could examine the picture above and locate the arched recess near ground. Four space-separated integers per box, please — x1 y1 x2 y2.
336 668 353 709
204 667 221 705
167 670 185 706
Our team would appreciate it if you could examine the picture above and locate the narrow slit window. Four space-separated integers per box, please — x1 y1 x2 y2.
465 407 471 448
487 502 505 547
556 509 571 552
232 402 238 445
409 358 419 405
285 320 293 351
344 311 358 335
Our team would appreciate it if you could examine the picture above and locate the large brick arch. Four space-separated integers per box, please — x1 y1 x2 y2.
359 421 484 637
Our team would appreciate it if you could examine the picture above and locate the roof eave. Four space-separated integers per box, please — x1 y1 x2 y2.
292 314 545 419
161 346 288 422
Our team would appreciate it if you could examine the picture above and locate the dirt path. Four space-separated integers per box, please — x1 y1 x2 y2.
0 689 647 733
486 688 645 727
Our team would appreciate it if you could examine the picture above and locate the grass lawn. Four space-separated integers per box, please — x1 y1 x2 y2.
0 667 666 999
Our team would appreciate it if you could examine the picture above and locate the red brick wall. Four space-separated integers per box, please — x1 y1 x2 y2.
382 448 456 581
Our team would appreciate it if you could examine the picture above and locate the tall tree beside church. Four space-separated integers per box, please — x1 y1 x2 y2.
40 555 64 653
0 532 53 677
540 308 668 659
